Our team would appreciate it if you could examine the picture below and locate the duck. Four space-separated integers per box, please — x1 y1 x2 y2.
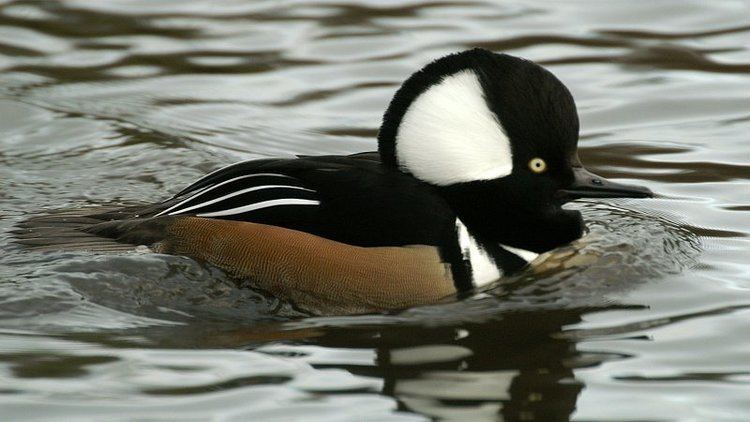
17 48 652 315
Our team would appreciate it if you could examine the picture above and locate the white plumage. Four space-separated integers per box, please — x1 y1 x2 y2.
396 70 513 186
196 198 320 217
456 218 502 287
168 184 314 216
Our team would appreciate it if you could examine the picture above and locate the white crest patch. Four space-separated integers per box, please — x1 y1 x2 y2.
396 70 513 186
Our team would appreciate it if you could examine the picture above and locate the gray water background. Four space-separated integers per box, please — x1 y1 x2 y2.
1 1 750 420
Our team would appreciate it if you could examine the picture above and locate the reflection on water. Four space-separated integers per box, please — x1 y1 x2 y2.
1 0 750 420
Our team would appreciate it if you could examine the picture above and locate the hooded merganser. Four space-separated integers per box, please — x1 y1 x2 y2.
18 48 652 314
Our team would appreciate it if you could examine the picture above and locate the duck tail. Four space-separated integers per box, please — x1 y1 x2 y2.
11 205 160 253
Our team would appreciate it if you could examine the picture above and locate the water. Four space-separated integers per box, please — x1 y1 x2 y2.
1 0 749 420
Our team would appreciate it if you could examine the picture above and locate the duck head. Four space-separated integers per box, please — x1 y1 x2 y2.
378 48 652 253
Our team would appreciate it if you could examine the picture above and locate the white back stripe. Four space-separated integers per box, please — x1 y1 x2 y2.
196 198 320 217
155 173 294 217
396 70 513 186
168 185 314 216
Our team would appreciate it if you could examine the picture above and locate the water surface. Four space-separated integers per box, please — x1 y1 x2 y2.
1 0 750 420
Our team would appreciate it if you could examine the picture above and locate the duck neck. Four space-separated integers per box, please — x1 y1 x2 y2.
438 181 585 254
457 204 584 254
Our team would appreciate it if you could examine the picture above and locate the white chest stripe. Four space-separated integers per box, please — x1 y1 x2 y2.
456 219 502 287
167 185 314 216
196 198 320 217
156 173 295 217
499 244 539 263
456 219 540 287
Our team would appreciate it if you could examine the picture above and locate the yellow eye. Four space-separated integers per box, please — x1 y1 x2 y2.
528 158 547 174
